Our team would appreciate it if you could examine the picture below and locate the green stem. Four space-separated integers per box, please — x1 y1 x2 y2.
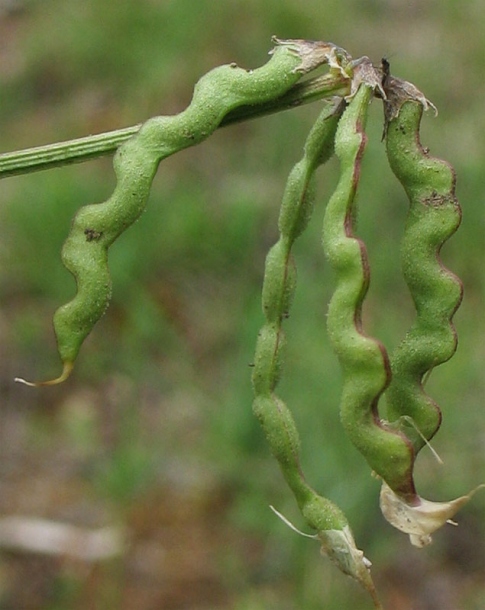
0 72 350 179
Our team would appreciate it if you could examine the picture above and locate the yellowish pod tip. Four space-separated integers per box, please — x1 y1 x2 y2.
14 361 74 387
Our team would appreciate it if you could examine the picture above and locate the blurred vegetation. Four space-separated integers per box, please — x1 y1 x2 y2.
0 0 484 608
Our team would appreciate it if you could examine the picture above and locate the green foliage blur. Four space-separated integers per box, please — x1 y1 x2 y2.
1 1 484 608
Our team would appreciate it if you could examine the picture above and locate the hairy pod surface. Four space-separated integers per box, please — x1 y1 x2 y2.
322 84 417 501
18 39 341 386
384 100 462 453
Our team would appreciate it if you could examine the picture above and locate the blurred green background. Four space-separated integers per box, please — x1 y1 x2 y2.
1 1 484 608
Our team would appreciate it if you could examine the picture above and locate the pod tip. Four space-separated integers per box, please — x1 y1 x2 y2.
14 361 74 387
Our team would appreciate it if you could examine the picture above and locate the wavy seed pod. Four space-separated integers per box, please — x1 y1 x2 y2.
378 89 479 546
16 38 345 386
384 98 462 453
252 100 382 607
322 83 418 502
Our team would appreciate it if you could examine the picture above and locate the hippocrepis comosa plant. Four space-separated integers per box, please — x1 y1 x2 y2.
2 38 483 607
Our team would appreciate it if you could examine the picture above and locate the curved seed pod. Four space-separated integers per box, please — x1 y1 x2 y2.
378 87 478 545
16 38 345 386
322 83 418 502
384 98 462 453
252 102 382 606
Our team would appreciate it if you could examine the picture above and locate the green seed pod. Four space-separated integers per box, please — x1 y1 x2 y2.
251 100 343 506
384 99 462 453
16 38 341 386
252 324 287 395
261 241 297 324
251 101 382 604
376 75 475 547
322 84 417 502
252 394 304 486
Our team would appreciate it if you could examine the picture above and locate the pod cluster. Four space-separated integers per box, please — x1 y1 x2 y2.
251 53 474 602
18 39 478 606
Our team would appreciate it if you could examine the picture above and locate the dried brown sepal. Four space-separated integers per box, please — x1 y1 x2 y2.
348 56 387 100
270 36 352 76
380 481 485 547
381 58 437 135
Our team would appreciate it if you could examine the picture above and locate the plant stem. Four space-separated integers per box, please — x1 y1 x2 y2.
0 72 349 179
